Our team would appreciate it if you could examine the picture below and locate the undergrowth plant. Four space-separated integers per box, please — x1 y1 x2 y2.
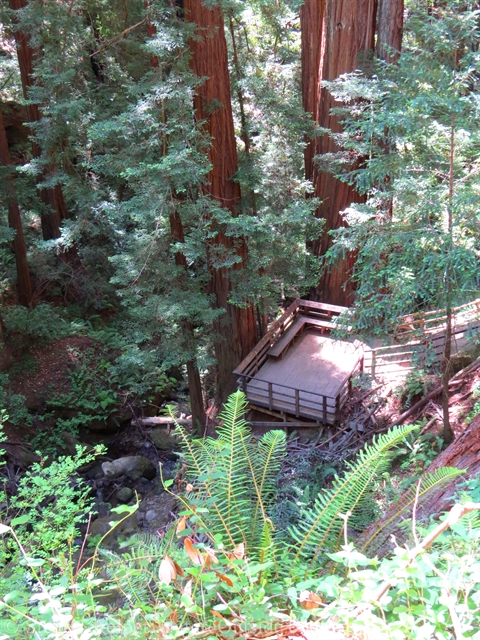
0 392 471 639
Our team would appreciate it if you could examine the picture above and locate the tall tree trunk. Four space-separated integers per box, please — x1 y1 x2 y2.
8 0 68 240
183 0 257 402
0 106 32 307
303 0 377 306
300 0 325 184
169 207 207 430
376 0 404 62
442 115 456 445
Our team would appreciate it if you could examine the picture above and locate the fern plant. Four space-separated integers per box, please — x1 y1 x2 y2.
169 390 286 558
357 466 465 557
288 424 421 571
169 394 460 580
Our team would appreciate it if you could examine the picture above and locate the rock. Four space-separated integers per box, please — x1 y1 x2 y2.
89 510 139 547
149 428 178 450
139 492 177 533
145 509 157 523
62 431 84 456
102 456 156 480
15 448 40 469
116 487 133 504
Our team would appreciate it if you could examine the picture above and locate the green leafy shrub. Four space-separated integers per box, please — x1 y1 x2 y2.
1 446 104 564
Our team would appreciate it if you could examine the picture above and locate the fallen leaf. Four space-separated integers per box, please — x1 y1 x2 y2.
184 537 203 565
158 555 176 585
227 542 245 560
204 547 219 568
173 560 184 577
183 579 193 597
211 610 225 620
215 572 233 587
176 516 187 535
299 590 323 610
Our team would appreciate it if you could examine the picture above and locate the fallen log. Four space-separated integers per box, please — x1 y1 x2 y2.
389 357 480 427
131 416 192 428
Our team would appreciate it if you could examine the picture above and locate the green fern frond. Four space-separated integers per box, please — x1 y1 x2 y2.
359 466 465 556
100 533 166 603
247 429 286 548
169 391 286 556
289 424 419 570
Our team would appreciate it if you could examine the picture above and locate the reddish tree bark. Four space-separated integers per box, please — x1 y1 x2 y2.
376 0 404 62
8 0 68 240
303 0 377 306
183 0 257 401
300 0 325 183
0 106 32 307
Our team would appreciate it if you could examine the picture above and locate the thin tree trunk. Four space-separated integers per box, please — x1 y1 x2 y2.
0 106 32 307
442 115 456 445
8 0 67 240
228 16 257 216
302 0 377 306
376 0 404 62
169 207 206 430
183 0 257 402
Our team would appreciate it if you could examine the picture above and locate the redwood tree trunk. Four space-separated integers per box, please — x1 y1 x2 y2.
303 0 377 306
376 0 404 62
0 106 32 307
183 0 257 402
9 0 67 240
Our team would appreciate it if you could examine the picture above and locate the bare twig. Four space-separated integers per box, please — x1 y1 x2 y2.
90 18 147 57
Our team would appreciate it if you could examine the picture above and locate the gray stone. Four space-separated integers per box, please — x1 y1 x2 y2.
149 428 178 450
116 487 133 504
139 493 177 533
145 509 157 523
102 456 156 480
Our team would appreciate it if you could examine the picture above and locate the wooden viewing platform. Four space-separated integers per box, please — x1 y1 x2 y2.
234 299 364 425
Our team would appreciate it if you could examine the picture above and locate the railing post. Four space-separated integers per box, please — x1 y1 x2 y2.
295 389 300 417
242 375 247 394
323 396 327 424
268 382 273 410
372 350 376 378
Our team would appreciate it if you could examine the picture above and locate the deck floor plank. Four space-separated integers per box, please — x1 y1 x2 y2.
245 330 360 423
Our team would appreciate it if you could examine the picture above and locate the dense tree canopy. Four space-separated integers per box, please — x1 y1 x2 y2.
0 0 479 408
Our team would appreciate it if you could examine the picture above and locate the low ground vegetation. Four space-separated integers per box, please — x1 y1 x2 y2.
1 392 479 639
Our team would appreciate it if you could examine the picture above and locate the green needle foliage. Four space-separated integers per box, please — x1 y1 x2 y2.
323 0 480 335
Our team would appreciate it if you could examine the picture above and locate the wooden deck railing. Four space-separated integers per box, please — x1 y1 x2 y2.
236 353 363 424
233 299 349 380
366 299 480 378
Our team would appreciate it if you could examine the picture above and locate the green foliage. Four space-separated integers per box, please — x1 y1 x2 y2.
288 424 420 568
2 304 71 342
170 390 287 556
0 374 31 427
324 0 480 335
0 391 474 639
1 446 104 564
465 382 480 425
